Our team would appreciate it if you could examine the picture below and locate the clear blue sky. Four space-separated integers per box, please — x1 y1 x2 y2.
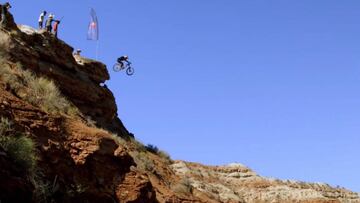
9 0 360 192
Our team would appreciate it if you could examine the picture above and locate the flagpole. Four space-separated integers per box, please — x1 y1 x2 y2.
88 8 99 60
96 40 99 60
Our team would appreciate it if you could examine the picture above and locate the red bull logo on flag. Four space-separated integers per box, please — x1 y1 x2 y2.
87 8 99 40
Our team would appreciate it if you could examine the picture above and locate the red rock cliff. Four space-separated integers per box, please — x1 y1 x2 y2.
0 12 128 137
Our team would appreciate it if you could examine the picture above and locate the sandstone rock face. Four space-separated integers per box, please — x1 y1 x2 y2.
0 85 162 202
171 161 360 203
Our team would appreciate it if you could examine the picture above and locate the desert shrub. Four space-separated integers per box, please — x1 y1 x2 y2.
25 77 77 115
145 143 172 164
172 177 193 194
0 117 11 135
110 133 127 147
31 171 53 203
0 62 78 116
130 151 155 172
84 116 97 127
0 63 23 91
130 137 147 152
145 144 159 153
158 150 172 164
0 117 37 174
130 140 171 172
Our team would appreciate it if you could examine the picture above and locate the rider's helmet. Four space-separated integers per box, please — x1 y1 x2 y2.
123 55 128 60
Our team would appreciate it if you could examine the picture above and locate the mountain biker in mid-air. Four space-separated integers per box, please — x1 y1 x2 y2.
117 55 131 68
114 55 134 75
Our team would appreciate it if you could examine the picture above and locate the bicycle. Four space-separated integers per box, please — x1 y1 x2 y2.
113 61 134 76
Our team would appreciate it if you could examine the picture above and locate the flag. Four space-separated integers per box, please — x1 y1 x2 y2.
87 8 99 40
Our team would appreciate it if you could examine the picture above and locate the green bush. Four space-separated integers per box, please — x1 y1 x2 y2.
0 117 37 174
0 117 11 135
0 135 37 173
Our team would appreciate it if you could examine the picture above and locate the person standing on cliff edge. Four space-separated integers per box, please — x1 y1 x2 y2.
0 2 12 27
38 11 47 29
45 14 54 32
53 19 60 38
73 49 82 56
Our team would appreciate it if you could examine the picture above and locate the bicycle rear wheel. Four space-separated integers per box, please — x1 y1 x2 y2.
126 66 135 76
113 63 123 72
